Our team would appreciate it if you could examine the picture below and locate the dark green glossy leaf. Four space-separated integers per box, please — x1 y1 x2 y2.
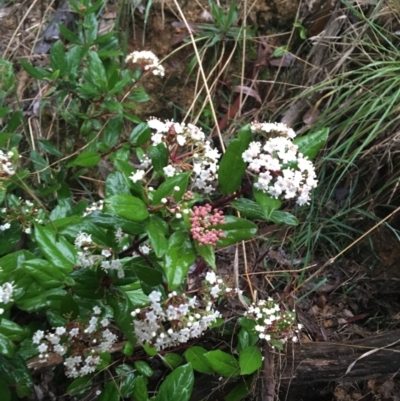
204 350 239 378
38 139 64 157
293 127 329 160
19 59 50 80
152 173 190 205
0 355 33 397
231 198 266 220
224 382 251 401
155 364 194 401
130 122 150 145
107 289 136 345
149 143 169 176
253 188 281 219
163 353 183 369
216 216 258 247
104 194 149 221
33 224 76 271
22 259 66 289
105 172 131 196
239 346 262 375
195 243 216 269
0 333 16 357
237 327 258 354
218 124 252 194
72 151 100 167
134 360 153 377
67 376 93 396
103 115 122 148
146 216 168 258
0 379 11 401
0 319 26 342
99 382 119 401
269 210 299 226
133 376 148 401
60 292 80 320
133 265 163 287
164 231 196 290
87 51 107 91
50 40 66 74
184 346 214 374
59 24 82 44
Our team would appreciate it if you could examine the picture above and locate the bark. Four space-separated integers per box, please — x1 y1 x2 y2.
279 330 400 400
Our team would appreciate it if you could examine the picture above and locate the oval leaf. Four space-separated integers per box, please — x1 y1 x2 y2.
155 364 194 401
216 216 258 247
104 194 149 221
239 346 262 375
218 125 252 195
293 127 329 160
204 350 239 378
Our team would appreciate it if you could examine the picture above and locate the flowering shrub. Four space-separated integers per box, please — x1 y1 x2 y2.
0 1 329 399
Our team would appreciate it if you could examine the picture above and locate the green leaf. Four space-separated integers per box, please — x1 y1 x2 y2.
149 144 169 176
216 216 258 247
33 224 76 271
239 346 262 375
133 265 163 287
269 210 299 226
183 346 214 374
134 360 154 377
119 371 136 397
130 122 151 145
50 40 66 74
164 231 196 290
152 173 190 205
30 150 52 183
19 59 49 80
133 376 148 401
87 51 107 91
38 139 64 157
66 44 86 73
60 292 80 320
67 376 93 396
102 115 122 148
204 350 239 378
0 333 16 357
293 127 329 160
146 216 168 258
253 188 282 219
218 124 252 194
224 382 251 401
0 355 33 397
104 194 149 221
99 382 119 401
237 327 258 354
84 12 99 44
59 24 82 45
231 198 266 220
0 379 11 401
72 151 100 167
163 353 183 369
105 172 131 197
107 289 137 345
22 259 66 289
195 243 216 269
155 364 194 401
0 319 26 342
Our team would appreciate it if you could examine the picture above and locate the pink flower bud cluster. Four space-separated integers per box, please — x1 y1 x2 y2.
190 204 226 246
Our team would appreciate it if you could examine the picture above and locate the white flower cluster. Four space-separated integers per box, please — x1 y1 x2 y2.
130 119 221 194
74 232 125 278
0 150 16 177
32 307 117 378
251 121 296 139
0 282 14 314
125 51 165 77
204 271 242 298
242 124 318 205
132 289 220 350
0 199 44 234
83 200 104 217
244 298 300 344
